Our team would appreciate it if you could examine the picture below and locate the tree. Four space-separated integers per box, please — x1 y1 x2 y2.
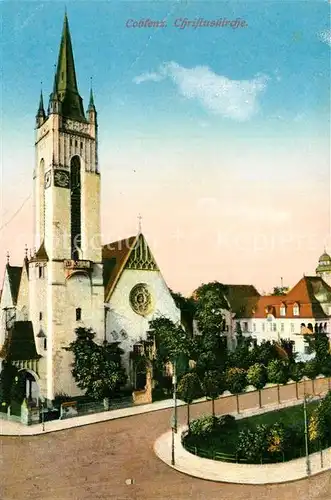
66 328 127 401
237 424 268 462
289 362 305 399
304 329 330 366
201 370 223 418
267 359 289 403
193 282 229 375
267 359 289 385
272 286 288 296
225 367 247 413
304 359 321 380
177 372 202 428
10 372 26 405
0 362 18 407
247 363 267 408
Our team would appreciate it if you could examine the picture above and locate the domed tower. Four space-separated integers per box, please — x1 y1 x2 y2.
316 251 331 286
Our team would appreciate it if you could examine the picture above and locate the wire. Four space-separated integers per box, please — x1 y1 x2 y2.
0 193 32 232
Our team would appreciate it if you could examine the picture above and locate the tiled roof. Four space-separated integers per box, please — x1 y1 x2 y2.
6 264 22 305
102 235 137 300
250 277 331 319
0 321 40 361
222 284 260 318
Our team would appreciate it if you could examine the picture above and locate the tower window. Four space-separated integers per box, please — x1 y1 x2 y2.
76 308 82 321
80 141 83 149
75 140 78 148
39 312 43 321
70 156 81 259
44 338 47 350
39 266 44 279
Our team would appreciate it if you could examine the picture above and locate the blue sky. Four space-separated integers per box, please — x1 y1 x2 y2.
0 1 330 294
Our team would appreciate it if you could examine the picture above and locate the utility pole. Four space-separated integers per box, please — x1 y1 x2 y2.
171 358 177 466
303 395 311 476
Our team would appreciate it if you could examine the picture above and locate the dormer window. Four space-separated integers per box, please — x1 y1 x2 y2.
280 304 286 317
293 303 300 316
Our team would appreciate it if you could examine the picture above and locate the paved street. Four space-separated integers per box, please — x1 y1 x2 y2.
1 395 331 500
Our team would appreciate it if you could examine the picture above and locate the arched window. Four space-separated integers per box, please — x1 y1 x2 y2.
280 304 286 317
70 156 81 260
76 307 82 321
293 303 300 316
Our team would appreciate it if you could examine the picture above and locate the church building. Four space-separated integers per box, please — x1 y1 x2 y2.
0 14 180 404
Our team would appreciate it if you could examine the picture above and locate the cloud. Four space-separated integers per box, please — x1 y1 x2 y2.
319 29 331 47
133 71 165 84
134 62 269 121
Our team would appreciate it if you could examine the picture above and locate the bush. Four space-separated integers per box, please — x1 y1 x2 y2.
237 424 268 462
189 414 236 438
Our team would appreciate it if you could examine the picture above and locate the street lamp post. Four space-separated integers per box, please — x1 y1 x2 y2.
171 358 177 466
303 395 311 476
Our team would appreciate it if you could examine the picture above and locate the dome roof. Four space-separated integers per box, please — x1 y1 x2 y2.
319 252 331 263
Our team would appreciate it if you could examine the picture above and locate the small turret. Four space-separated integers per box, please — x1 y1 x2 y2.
48 73 61 115
87 83 97 124
36 90 46 128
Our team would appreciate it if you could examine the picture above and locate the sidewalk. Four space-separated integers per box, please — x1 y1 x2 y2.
0 398 186 436
154 424 331 485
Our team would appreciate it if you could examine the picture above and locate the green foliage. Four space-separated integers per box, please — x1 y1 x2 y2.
309 391 331 445
266 359 289 385
237 424 269 461
202 370 223 400
247 363 267 390
304 359 321 379
272 286 288 296
189 414 236 438
289 362 305 382
0 362 18 405
193 282 229 375
148 317 191 363
10 372 26 404
304 329 330 365
178 372 202 404
225 367 247 394
66 328 127 400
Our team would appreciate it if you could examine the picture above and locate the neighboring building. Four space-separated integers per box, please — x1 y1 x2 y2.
237 276 331 361
0 14 179 404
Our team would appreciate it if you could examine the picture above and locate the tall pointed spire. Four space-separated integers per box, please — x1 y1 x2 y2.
88 78 95 111
52 13 85 121
36 86 46 126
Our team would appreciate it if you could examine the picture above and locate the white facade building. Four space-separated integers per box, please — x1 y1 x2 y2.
234 276 331 362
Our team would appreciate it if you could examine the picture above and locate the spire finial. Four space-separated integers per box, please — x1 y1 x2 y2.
6 251 10 265
138 214 142 234
88 76 95 109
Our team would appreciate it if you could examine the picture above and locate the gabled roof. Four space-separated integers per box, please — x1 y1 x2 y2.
6 264 22 306
102 233 159 301
0 321 40 361
102 235 137 300
251 277 331 319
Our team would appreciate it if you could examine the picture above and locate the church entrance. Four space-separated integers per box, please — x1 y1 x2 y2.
19 369 39 406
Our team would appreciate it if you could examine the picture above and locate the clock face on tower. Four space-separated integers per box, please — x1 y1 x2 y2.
54 169 70 188
44 170 52 189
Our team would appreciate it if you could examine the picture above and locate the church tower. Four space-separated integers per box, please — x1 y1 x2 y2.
31 14 104 402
